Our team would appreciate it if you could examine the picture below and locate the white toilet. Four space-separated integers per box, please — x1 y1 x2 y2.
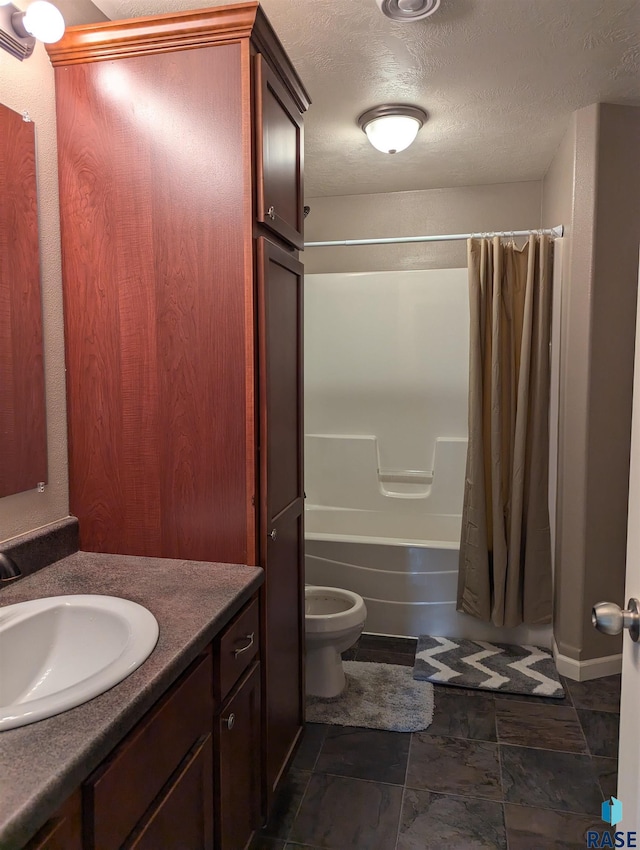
305 585 367 698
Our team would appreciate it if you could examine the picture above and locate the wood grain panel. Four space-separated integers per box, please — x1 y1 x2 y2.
217 662 261 850
23 792 82 850
127 734 214 850
57 65 128 551
84 651 213 850
56 44 252 560
0 104 47 498
217 596 259 701
263 508 304 797
257 238 305 801
150 46 247 561
262 248 303 515
255 56 304 250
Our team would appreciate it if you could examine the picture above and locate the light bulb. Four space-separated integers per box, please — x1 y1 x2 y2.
22 1 65 43
364 115 422 154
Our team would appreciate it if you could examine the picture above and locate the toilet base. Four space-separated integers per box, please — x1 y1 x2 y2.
306 644 346 698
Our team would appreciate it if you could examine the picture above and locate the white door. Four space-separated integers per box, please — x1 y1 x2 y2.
617 257 640 829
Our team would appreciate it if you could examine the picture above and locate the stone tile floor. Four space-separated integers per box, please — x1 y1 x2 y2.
252 634 621 850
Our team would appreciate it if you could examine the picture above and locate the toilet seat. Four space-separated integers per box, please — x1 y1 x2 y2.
305 586 366 634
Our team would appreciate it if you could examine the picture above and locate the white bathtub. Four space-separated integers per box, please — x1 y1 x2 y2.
305 505 553 647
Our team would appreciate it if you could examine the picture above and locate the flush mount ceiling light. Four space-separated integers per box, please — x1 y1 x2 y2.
375 0 441 22
0 0 65 60
358 105 428 154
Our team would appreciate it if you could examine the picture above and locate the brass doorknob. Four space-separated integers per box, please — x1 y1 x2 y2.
592 598 640 642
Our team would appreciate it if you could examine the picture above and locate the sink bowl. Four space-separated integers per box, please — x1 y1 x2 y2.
0 595 159 731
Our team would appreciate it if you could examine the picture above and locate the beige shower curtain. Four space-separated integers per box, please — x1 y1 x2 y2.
456 234 553 628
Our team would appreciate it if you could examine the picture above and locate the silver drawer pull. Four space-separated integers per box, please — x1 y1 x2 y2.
267 205 276 220
225 713 235 730
234 632 255 657
270 529 277 540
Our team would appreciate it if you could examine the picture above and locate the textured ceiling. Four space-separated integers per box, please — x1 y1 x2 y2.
61 0 640 197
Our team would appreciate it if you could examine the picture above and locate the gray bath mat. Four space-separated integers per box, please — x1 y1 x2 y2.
413 636 564 698
307 660 434 732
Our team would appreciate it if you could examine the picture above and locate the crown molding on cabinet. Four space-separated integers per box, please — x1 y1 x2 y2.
45 1 310 112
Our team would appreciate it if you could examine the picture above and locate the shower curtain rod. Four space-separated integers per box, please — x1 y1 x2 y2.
304 224 564 248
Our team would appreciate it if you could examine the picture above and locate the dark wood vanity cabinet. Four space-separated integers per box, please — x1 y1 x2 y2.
47 0 309 828
24 599 262 850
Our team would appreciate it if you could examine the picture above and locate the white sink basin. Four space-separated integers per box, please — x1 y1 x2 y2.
0 595 159 731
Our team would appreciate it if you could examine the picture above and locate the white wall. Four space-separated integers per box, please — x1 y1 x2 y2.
304 268 469 510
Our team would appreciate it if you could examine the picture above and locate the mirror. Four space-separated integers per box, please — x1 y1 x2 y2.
0 101 47 498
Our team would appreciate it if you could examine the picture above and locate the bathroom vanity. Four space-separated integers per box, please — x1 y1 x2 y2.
0 552 263 850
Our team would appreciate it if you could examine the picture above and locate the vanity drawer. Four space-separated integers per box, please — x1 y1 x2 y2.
84 650 213 850
218 597 259 700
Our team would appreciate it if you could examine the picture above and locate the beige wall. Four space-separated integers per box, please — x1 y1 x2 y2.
0 45 69 543
543 103 640 665
304 181 542 273
584 104 640 656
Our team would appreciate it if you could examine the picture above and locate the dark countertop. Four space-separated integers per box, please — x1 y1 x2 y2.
0 552 263 850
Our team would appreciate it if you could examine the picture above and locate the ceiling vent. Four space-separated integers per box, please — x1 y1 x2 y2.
376 0 440 22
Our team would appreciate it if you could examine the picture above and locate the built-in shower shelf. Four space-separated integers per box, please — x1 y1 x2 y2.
378 469 434 484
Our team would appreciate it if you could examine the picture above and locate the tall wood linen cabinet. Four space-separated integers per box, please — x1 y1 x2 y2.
47 0 310 828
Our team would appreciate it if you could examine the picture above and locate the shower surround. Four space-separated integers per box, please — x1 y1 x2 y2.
304 268 552 647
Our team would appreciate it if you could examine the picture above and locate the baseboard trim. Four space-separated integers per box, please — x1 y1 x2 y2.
553 640 622 681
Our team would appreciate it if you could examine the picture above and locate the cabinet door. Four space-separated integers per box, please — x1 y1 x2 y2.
255 55 304 250
23 792 82 850
85 652 213 850
217 663 261 850
127 735 214 850
257 238 305 802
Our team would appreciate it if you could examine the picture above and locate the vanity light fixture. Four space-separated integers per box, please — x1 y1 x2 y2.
358 105 428 154
0 0 65 60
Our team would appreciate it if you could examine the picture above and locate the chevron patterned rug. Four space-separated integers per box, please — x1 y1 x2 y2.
413 636 564 698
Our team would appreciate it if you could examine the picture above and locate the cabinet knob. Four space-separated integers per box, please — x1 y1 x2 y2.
266 205 276 220
225 713 235 731
270 529 277 540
